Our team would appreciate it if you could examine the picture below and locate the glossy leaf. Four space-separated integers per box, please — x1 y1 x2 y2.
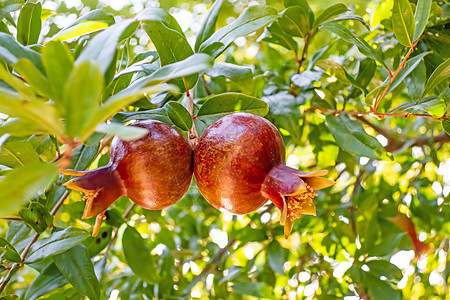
387 51 429 94
206 62 253 94
199 5 277 58
0 32 44 71
413 0 431 41
62 60 103 139
443 121 450 135
42 41 74 103
422 58 450 97
25 227 90 263
326 114 392 160
321 22 389 71
313 3 348 29
327 14 371 31
14 58 51 97
95 123 149 141
260 21 298 53
279 6 310 38
0 162 58 217
0 138 40 168
122 226 160 284
165 101 192 131
77 19 138 74
194 0 223 52
138 8 196 91
52 9 114 41
53 244 100 300
24 262 68 300
16 2 41 45
392 0 415 47
197 92 269 124
0 237 21 262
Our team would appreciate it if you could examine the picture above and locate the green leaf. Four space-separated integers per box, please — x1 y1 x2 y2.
16 2 41 45
326 114 392 160
260 21 298 53
0 118 50 137
138 8 197 91
232 282 274 298
0 32 43 71
443 121 450 136
63 60 103 139
387 51 429 95
327 14 371 31
404 60 426 99
5 221 32 250
77 19 138 74
0 138 39 168
422 58 450 97
122 226 160 284
392 0 415 47
321 22 389 71
53 244 100 300
165 101 192 131
0 237 21 262
206 62 253 94
283 0 309 12
267 240 285 274
42 41 74 103
83 226 112 257
199 5 277 58
95 123 149 141
14 58 51 97
350 59 376 98
413 0 431 41
52 9 115 41
194 0 223 52
25 227 89 263
126 53 213 92
367 278 402 300
366 260 402 280
0 162 58 217
0 1 24 22
313 3 348 29
114 107 170 124
279 6 310 38
196 92 269 125
24 262 68 300
19 202 53 234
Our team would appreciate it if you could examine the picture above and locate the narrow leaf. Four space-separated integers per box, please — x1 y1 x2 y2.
53 244 100 300
422 58 450 97
165 101 192 131
199 5 277 58
387 51 429 94
0 162 58 217
321 22 389 71
259 21 298 53
123 226 160 284
25 227 90 263
413 0 431 41
24 262 68 300
0 32 43 71
16 2 41 45
206 62 253 94
326 114 392 160
194 0 223 52
267 241 285 274
392 0 415 47
197 92 269 125
313 3 348 29
95 123 149 141
0 138 40 168
14 58 51 97
443 121 450 136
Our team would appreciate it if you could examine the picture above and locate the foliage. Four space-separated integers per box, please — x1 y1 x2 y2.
0 0 449 299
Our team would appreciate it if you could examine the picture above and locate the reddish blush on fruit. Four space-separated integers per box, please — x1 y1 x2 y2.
194 113 335 238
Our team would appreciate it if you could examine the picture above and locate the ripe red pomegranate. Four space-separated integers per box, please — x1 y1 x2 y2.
194 113 335 238
63 120 193 236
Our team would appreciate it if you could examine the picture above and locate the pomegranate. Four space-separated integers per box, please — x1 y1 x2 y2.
63 120 193 236
194 113 335 238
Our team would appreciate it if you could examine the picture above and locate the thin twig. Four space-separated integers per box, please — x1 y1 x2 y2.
201 74 211 96
307 105 450 121
297 33 311 73
371 40 419 113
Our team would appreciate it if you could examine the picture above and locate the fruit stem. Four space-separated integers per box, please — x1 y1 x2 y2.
186 89 199 146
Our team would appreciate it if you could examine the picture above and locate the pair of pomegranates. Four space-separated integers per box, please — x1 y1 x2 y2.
64 113 335 237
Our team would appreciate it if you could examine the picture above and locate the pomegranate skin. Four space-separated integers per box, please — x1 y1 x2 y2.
64 120 193 235
194 113 335 237
194 113 285 214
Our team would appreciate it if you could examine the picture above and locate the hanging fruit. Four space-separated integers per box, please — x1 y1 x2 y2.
63 120 193 236
194 113 335 238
